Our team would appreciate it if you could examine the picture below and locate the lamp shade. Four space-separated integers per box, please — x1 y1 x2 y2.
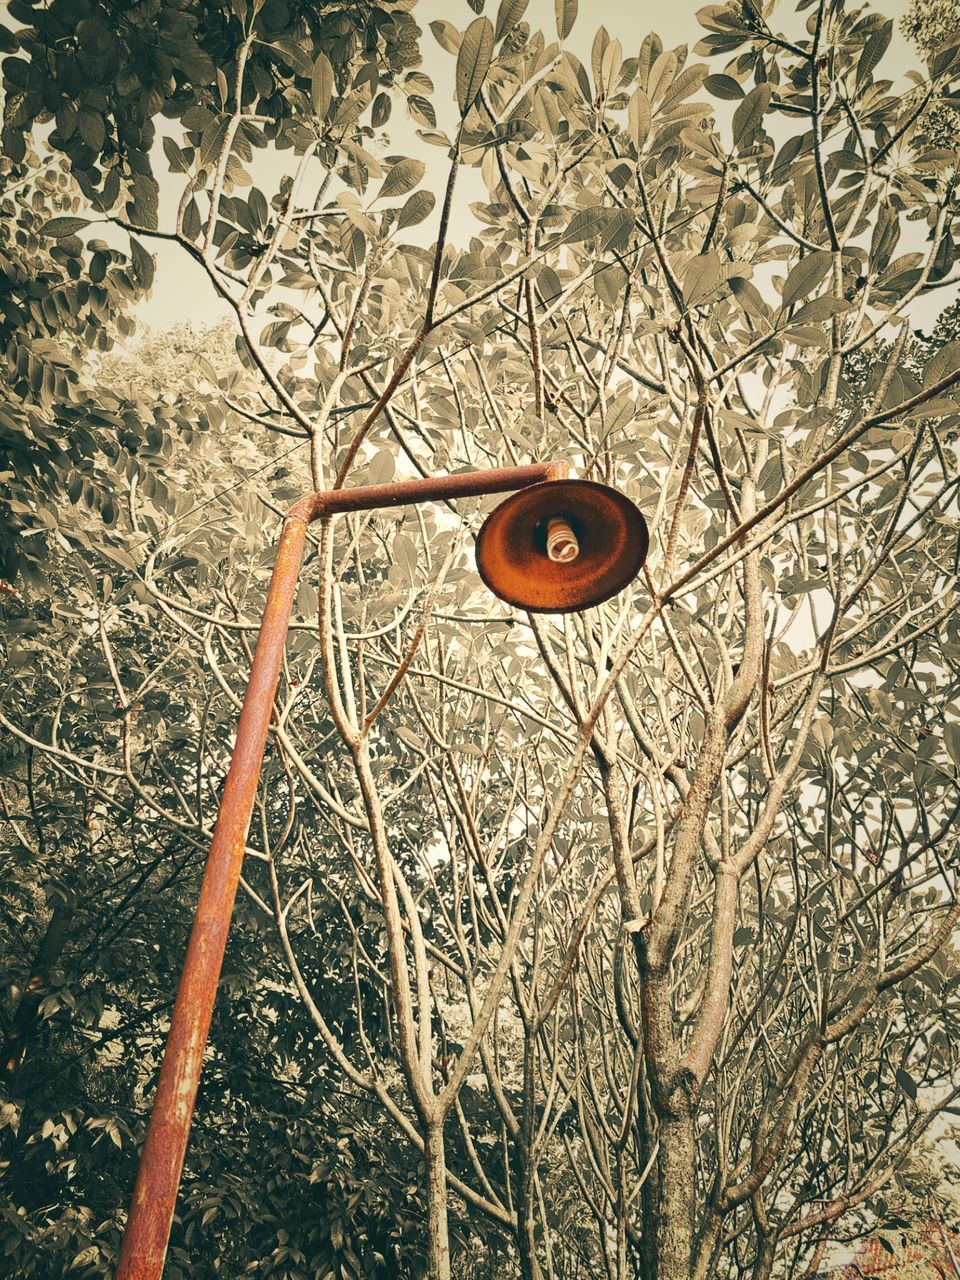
475 479 648 613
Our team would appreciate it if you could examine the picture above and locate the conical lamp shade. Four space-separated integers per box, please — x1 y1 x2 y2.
475 480 648 613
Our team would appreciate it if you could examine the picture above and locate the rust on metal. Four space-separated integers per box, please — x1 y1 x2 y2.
475 479 648 613
115 461 574 1279
305 460 570 520
115 511 312 1280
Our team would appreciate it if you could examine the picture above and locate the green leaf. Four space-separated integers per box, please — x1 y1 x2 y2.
896 1067 917 1101
380 158 426 200
732 83 771 149
311 53 334 119
456 17 495 115
41 217 92 239
397 189 436 229
945 722 960 767
495 0 528 42
780 251 833 309
555 0 578 40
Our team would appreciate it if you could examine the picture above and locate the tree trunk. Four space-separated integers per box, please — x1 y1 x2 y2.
653 1099 696 1280
1 892 74 1080
750 1234 777 1280
517 1033 545 1280
424 1121 451 1280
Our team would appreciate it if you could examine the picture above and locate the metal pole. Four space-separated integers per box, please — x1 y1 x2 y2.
116 462 567 1279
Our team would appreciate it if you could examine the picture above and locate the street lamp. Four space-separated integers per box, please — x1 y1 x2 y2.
115 461 647 1279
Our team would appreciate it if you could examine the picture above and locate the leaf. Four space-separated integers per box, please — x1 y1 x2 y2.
274 39 314 78
922 338 960 390
789 296 850 325
162 136 189 173
555 0 577 39
130 238 154 290
336 192 377 236
397 189 436 229
903 396 960 418
896 1067 917 1101
408 95 437 128
199 117 230 169
367 450 395 484
311 53 334 119
599 37 622 100
591 26 609 95
129 173 159 230
561 205 615 243
429 20 461 55
646 51 677 106
704 73 744 100
732 83 772 148
41 216 91 239
495 0 528 42
683 252 721 306
393 532 418 582
456 17 495 115
334 84 373 127
594 261 625 307
628 88 651 149
380 158 426 200
660 63 708 112
857 19 892 87
79 108 105 151
945 722 960 767
780 251 833 309
598 208 633 253
182 198 201 241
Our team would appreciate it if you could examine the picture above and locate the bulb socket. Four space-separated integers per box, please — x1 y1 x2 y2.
545 516 579 563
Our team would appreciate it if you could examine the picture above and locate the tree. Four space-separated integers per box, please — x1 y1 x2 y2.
3 1 960 1278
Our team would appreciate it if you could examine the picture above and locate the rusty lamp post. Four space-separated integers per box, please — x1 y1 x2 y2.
115 461 647 1279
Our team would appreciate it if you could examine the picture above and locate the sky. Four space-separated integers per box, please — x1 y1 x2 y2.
132 0 928 332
